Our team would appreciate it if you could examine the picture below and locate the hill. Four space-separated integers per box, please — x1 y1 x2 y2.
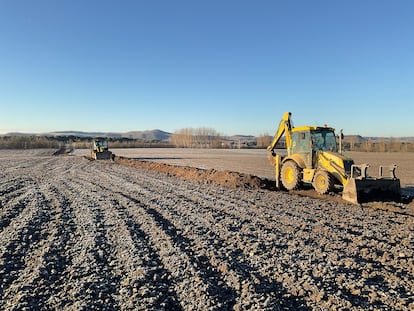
46 131 122 138
122 130 171 141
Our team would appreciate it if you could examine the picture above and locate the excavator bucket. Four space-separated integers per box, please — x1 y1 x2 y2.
342 164 401 204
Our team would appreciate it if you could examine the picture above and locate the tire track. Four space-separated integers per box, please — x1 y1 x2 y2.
58 177 121 310
0 187 38 232
104 197 183 310
75 164 237 309
116 193 236 310
115 188 307 310
83 162 306 309
61 172 181 310
9 183 79 310
81 166 243 310
0 186 52 308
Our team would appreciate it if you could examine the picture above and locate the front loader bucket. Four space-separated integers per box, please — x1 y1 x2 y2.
342 177 401 204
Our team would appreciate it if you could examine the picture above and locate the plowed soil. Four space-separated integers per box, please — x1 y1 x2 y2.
1 150 414 310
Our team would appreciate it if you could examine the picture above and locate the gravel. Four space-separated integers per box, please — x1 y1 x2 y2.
0 151 413 310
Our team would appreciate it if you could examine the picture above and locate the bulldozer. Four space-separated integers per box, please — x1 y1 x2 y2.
267 112 401 204
90 138 114 160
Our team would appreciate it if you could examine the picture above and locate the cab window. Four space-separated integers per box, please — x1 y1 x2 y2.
311 130 337 151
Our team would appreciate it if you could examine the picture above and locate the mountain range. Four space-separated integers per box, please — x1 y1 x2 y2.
2 130 257 142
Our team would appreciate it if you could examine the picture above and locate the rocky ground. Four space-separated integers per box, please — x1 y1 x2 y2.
0 150 413 310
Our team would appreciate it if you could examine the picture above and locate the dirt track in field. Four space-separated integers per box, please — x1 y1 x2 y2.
1 150 414 310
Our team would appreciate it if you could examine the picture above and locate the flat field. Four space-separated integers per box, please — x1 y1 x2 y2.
1 149 414 310
77 148 414 190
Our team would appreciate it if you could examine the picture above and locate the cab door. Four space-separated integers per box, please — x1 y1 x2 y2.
291 131 312 168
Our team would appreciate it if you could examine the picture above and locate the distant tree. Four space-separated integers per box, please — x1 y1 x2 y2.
256 133 272 149
170 128 193 147
170 127 222 148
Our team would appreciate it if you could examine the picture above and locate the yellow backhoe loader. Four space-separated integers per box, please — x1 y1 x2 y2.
267 112 401 204
90 138 114 160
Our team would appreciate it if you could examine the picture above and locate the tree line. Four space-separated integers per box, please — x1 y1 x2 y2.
0 136 61 149
1 133 413 151
170 128 222 148
0 136 173 149
256 134 414 152
343 139 414 152
0 128 228 150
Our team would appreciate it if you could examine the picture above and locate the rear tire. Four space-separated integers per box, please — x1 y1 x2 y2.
312 170 335 194
281 161 302 190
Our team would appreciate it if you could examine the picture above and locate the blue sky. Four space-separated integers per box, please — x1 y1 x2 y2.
0 0 413 137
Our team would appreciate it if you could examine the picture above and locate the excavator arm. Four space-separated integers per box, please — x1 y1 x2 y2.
267 112 294 190
267 111 293 152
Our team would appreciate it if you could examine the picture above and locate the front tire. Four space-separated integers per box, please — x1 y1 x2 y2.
312 170 335 194
281 161 302 190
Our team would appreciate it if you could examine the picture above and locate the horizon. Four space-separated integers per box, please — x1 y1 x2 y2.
2 128 414 140
1 1 413 137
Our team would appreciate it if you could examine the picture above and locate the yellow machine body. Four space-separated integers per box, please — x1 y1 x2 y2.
267 112 401 204
90 138 114 160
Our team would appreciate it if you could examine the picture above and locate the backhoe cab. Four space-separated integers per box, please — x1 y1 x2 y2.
267 112 401 204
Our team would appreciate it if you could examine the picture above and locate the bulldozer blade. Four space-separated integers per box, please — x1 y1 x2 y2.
342 178 401 204
94 151 113 160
